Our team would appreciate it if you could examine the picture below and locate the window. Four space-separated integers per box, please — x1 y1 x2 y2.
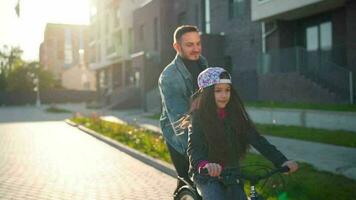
154 18 158 50
228 0 245 20
90 5 97 23
90 5 97 17
305 21 332 51
224 56 233 72
89 46 96 63
320 22 332 50
90 23 96 42
96 43 101 62
178 12 187 25
105 14 110 35
114 8 120 27
64 29 73 65
79 29 84 64
81 74 90 89
195 4 199 26
306 26 318 51
99 70 106 89
204 0 211 33
139 25 144 42
115 30 122 46
128 28 133 53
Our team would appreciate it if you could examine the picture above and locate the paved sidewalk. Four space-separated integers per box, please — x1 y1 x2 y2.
2 103 355 181
0 121 175 200
104 108 356 181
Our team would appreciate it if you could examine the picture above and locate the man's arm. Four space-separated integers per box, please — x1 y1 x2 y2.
158 72 189 135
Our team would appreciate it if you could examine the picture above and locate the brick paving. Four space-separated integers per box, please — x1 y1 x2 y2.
0 121 175 200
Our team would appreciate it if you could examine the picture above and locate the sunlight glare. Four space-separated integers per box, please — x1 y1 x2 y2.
1 0 90 61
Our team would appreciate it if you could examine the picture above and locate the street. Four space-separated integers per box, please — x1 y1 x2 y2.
0 120 175 200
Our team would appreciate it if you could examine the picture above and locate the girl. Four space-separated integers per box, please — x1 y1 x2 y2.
187 67 298 200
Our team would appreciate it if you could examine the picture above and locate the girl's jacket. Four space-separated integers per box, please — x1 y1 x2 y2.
187 112 288 174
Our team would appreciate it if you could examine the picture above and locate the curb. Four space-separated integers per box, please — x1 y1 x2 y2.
64 119 176 178
64 119 78 127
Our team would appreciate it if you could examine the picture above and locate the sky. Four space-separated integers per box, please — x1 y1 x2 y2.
0 0 90 61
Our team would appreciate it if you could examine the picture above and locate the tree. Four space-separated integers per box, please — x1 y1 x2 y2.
6 65 33 92
0 46 56 92
0 45 24 74
31 62 56 90
0 45 24 91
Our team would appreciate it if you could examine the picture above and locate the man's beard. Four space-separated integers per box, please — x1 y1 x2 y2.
181 49 200 61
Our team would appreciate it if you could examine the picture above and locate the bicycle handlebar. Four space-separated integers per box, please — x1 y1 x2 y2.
200 165 290 184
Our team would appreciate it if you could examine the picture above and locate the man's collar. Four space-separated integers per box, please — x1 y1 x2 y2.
174 54 208 80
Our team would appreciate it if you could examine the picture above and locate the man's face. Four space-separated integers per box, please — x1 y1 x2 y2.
174 31 201 61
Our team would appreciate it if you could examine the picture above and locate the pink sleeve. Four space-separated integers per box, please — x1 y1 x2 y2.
197 160 209 173
197 161 225 173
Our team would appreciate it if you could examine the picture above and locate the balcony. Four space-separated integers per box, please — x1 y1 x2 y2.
251 0 345 21
106 45 116 57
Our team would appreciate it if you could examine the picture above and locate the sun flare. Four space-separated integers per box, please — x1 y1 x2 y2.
0 0 90 61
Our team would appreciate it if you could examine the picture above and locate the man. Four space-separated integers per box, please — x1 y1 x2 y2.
158 25 208 197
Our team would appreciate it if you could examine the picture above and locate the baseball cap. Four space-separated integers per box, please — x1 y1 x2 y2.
197 67 232 90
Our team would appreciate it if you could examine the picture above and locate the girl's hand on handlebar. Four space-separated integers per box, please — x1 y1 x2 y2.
282 160 299 174
203 163 222 177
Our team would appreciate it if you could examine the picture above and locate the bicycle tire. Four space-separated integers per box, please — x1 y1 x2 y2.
175 188 201 200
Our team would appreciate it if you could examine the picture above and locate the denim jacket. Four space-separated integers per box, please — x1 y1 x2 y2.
158 54 208 155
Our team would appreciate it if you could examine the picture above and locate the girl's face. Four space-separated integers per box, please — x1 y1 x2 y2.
214 83 231 109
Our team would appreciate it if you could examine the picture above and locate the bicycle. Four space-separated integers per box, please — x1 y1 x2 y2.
174 165 290 200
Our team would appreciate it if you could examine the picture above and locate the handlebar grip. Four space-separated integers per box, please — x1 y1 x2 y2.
199 167 209 175
280 165 290 173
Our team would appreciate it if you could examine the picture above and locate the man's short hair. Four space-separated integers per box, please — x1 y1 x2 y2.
173 25 200 43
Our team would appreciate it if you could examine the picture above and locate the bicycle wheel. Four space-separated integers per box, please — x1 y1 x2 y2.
249 196 265 200
175 188 201 200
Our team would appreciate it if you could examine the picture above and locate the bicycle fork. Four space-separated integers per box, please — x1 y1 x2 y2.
249 185 259 200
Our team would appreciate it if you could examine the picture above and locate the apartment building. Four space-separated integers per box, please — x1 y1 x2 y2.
251 0 356 103
89 0 355 108
40 23 96 90
88 0 148 108
131 0 229 110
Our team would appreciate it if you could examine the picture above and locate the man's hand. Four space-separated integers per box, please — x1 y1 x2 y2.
282 160 299 174
204 163 222 177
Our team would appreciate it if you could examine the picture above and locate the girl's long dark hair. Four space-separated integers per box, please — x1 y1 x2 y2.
195 82 254 164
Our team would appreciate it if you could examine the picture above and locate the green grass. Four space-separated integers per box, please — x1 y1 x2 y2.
256 124 356 148
241 153 356 200
71 116 356 200
45 106 72 113
145 113 356 148
245 101 356 112
71 117 171 163
145 113 161 120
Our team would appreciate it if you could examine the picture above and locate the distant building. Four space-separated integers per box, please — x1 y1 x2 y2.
40 23 96 91
88 0 147 108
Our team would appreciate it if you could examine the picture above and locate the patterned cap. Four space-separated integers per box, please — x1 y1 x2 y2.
197 67 232 89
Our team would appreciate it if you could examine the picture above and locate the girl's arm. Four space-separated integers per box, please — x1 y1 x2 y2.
247 127 288 167
187 114 209 172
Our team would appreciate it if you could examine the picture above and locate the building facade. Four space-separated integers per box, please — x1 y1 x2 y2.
88 0 148 108
40 23 96 90
251 0 356 103
88 0 356 109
